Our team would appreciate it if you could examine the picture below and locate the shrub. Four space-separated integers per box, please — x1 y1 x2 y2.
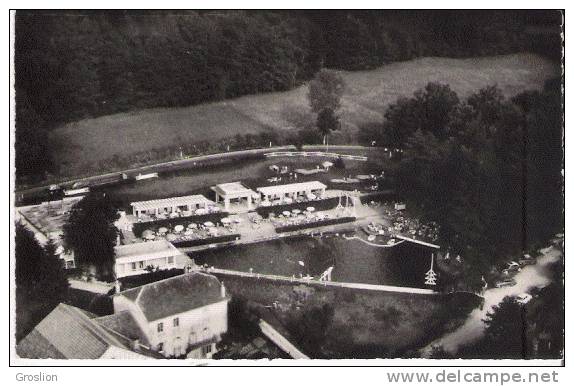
333 157 346 169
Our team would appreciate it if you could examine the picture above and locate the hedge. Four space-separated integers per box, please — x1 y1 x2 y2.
255 197 342 218
171 233 241 248
275 217 356 233
132 212 230 238
118 268 185 291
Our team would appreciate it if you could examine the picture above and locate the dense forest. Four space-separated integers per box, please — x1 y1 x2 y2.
373 79 563 285
14 10 562 182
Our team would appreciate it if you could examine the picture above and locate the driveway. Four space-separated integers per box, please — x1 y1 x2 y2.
421 245 562 355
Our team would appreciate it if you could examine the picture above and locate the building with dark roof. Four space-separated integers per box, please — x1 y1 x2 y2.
113 272 229 358
16 304 161 359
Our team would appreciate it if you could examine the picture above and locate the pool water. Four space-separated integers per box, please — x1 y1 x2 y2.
191 234 439 289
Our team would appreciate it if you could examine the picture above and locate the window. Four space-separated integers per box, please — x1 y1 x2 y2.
168 256 174 264
131 262 136 270
157 322 163 333
138 261 144 269
173 317 179 327
157 342 164 352
201 344 212 356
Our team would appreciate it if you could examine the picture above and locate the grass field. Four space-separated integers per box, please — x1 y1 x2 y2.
50 53 558 176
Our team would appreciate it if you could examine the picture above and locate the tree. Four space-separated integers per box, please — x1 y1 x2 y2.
413 82 460 140
308 69 345 113
62 193 119 281
382 83 459 148
316 108 340 147
308 69 345 147
15 223 69 341
482 296 527 359
428 344 454 359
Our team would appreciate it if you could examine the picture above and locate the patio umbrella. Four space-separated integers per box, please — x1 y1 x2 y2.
282 211 291 217
306 207 315 212
142 230 155 239
188 223 198 229
322 161 333 168
204 221 215 227
195 208 207 215
221 217 231 224
291 209 301 215
158 227 168 234
174 225 184 233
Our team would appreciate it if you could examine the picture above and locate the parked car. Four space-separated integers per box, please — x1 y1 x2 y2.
516 293 533 304
495 279 517 288
519 254 537 266
506 261 521 272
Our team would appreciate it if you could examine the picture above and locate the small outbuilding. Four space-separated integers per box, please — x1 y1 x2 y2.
211 182 258 210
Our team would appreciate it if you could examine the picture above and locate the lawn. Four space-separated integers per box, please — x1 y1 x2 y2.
50 53 557 177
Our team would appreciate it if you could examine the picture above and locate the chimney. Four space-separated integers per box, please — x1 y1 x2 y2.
220 281 226 298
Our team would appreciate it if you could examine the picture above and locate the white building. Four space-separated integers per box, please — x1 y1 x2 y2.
114 240 191 278
130 195 214 218
16 197 83 269
211 182 259 211
113 272 229 358
257 181 327 203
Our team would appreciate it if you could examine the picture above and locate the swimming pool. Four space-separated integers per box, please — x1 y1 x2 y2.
190 233 439 289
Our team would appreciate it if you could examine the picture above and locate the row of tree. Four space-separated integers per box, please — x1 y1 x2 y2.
15 224 69 341
364 80 562 285
15 10 561 182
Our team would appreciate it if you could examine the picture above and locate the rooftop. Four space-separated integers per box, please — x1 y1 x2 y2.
16 304 129 359
115 272 227 322
115 240 180 258
17 196 84 236
211 182 257 197
257 181 327 196
94 311 151 347
131 195 213 211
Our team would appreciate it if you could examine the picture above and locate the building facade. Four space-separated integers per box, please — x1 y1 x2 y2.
114 240 192 278
113 272 229 358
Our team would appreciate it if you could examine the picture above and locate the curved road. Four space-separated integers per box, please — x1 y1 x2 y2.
421 244 562 356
